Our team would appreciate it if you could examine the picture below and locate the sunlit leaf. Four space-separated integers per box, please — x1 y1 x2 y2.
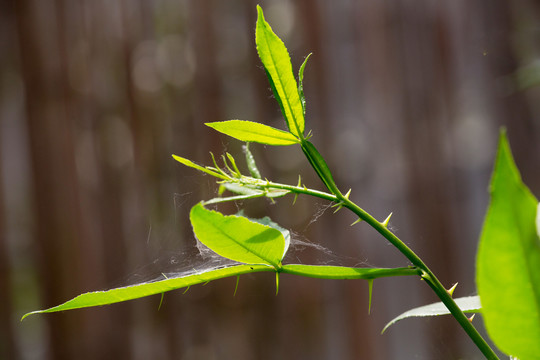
22 264 274 320
282 264 419 280
476 131 540 359
382 296 481 333
217 183 290 199
243 143 262 179
190 203 286 268
172 154 228 180
206 120 300 146
255 5 305 138
298 53 312 115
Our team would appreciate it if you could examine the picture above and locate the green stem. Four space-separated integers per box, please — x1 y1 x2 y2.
296 141 500 360
340 199 499 359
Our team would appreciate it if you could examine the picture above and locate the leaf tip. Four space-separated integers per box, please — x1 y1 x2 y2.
21 312 33 321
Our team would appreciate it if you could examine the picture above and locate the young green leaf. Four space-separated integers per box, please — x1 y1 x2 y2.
220 182 264 196
190 203 287 268
476 131 540 359
206 120 300 146
382 296 481 334
298 53 312 115
255 5 305 138
301 141 340 195
210 183 290 202
172 154 229 180
22 264 274 320
243 143 262 179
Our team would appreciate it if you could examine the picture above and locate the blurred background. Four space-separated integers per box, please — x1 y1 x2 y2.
1 0 539 359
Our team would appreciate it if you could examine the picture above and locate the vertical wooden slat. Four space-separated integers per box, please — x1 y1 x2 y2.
15 0 86 358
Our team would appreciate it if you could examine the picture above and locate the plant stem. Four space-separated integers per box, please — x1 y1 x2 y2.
295 141 500 359
340 199 499 359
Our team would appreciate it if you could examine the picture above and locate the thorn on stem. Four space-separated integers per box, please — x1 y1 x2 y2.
381 212 393 228
234 276 240 297
368 279 374 315
468 314 476 323
158 293 165 311
350 218 362 226
446 282 458 297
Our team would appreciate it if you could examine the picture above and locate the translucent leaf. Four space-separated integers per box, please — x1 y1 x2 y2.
219 183 290 199
248 216 290 261
382 296 481 333
243 143 262 179
22 264 274 320
298 53 312 115
206 120 300 146
281 265 419 279
476 131 540 359
255 5 305 138
171 154 229 180
221 183 263 196
190 203 286 268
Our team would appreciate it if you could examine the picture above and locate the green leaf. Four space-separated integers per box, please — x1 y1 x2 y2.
243 143 262 179
301 141 340 195
214 183 290 199
190 203 287 268
172 154 229 180
476 131 540 359
298 53 312 115
255 5 305 138
203 194 265 206
22 264 274 320
281 265 419 279
221 183 264 196
206 120 300 146
382 296 481 334
537 202 540 238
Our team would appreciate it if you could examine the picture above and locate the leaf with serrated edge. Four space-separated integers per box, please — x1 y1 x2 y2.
206 120 299 146
256 6 304 138
476 131 540 359
190 203 286 268
382 296 481 334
